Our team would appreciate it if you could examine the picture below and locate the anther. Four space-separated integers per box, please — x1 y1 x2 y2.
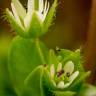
66 72 70 77
57 69 64 77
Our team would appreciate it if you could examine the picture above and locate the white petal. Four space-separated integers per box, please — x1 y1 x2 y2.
45 2 49 15
12 0 26 20
27 0 34 13
43 0 47 13
69 71 79 82
43 1 49 21
62 71 79 88
50 64 55 79
57 81 64 89
64 61 74 74
57 63 62 72
39 0 44 13
63 83 71 88
24 12 33 28
11 3 22 27
36 12 43 22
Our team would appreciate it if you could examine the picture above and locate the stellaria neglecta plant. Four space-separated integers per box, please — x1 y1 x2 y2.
5 0 91 96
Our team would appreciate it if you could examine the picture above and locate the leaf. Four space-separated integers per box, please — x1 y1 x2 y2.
24 66 44 96
8 36 48 94
24 65 55 96
0 57 17 96
43 0 57 33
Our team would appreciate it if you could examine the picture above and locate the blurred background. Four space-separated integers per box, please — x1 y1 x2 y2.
0 1 96 94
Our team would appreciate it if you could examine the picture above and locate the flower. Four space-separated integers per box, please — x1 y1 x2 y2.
6 0 57 38
49 61 79 89
24 49 90 96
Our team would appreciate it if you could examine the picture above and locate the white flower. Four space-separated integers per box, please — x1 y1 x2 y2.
24 0 49 28
11 0 49 28
6 0 57 38
50 61 79 89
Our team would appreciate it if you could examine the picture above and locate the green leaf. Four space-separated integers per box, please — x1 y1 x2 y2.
0 56 17 96
8 36 48 94
0 35 17 96
24 65 55 96
24 66 44 96
43 0 57 33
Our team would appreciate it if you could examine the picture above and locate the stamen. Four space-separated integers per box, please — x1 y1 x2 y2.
66 72 70 77
50 64 55 79
57 63 62 72
57 69 64 77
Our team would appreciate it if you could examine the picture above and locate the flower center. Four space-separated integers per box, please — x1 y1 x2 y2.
57 69 64 77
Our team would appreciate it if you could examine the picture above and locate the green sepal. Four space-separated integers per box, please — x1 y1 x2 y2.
24 66 44 96
69 71 91 91
43 0 57 33
6 9 29 38
24 65 54 96
58 49 84 72
26 12 43 38
48 49 59 68
41 67 56 96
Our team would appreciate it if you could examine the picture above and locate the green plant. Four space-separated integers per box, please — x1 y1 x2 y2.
3 0 96 96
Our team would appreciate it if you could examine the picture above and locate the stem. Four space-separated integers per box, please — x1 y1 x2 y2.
35 38 46 64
